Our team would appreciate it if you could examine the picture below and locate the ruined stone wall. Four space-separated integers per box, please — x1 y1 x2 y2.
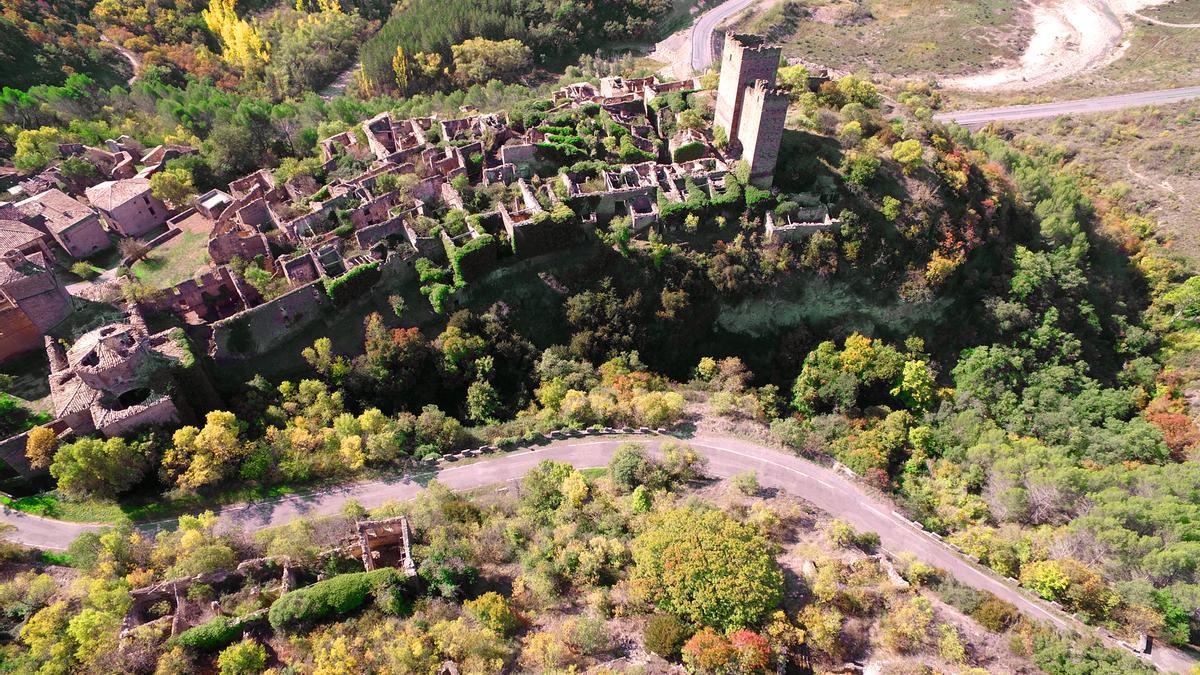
500 143 537 166
236 199 271 228
209 229 269 265
144 266 246 317
96 396 179 438
507 219 576 258
349 193 399 229
356 216 406 250
210 281 329 360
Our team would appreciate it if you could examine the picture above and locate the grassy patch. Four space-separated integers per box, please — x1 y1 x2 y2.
736 0 1027 77
40 551 72 565
657 0 710 36
131 230 212 289
581 467 608 480
1 481 307 526
0 493 129 524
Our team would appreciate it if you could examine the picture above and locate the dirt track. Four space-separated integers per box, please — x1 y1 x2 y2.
945 0 1175 90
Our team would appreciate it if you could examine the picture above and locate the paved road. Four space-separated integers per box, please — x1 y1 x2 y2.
689 0 764 72
2 433 1193 671
934 85 1200 126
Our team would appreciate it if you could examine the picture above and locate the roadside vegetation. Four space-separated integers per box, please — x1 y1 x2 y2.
0 450 1156 673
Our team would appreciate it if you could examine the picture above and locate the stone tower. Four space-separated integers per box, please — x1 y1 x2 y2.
737 80 790 186
714 34 782 150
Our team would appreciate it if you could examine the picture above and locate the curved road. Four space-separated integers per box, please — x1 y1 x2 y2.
934 85 1200 127
2 432 1194 671
689 0 764 72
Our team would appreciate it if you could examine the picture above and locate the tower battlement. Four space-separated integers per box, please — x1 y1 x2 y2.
726 33 776 52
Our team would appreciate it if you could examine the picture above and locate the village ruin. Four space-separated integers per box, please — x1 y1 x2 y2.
0 34 836 477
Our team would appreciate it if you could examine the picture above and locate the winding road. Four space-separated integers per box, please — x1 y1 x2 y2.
934 85 1200 127
2 432 1195 671
689 0 763 72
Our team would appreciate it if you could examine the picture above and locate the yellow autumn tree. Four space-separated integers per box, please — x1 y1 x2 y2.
203 0 270 71
161 411 247 491
296 0 343 11
392 45 410 94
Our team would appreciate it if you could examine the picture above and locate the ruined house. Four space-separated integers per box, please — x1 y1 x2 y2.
765 206 841 243
0 249 70 363
45 316 193 438
352 516 417 574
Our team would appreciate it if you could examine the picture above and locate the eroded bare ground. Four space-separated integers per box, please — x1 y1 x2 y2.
942 0 1175 91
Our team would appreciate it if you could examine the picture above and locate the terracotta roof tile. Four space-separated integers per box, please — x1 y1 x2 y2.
17 189 96 234
85 178 152 211
0 219 43 251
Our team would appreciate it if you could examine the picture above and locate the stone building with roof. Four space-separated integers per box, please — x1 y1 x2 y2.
86 177 167 237
16 188 110 258
45 318 190 438
0 249 71 362
0 219 51 260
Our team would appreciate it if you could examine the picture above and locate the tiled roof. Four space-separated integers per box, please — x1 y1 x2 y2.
66 323 139 371
85 178 152 211
17 189 96 234
49 371 101 418
0 219 43 251
0 251 51 287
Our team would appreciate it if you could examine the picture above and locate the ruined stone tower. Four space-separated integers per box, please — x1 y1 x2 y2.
714 34 786 186
737 80 789 186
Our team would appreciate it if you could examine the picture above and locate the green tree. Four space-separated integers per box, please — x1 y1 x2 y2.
608 442 650 492
465 592 521 636
50 437 150 500
520 460 575 516
217 638 267 675
466 378 500 424
13 127 65 171
25 426 58 470
451 37 532 84
891 139 924 174
149 166 197 208
161 411 247 491
891 359 935 411
631 507 783 631
644 613 689 659
1021 559 1071 601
